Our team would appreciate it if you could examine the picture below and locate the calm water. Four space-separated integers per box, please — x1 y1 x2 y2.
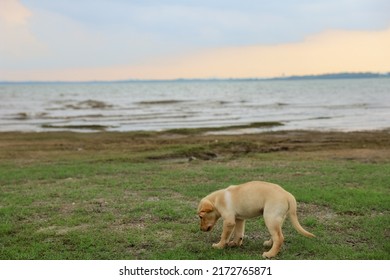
1 79 389 133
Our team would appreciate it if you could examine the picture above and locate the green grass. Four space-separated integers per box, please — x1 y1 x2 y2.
0 131 389 260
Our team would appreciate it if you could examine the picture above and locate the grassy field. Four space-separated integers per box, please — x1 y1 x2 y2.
0 130 389 260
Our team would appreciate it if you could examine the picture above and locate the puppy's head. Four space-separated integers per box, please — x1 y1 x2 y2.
197 199 220 232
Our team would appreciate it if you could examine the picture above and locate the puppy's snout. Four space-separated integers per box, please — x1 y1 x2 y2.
200 225 212 232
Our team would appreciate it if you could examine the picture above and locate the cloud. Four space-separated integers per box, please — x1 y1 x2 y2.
139 27 390 79
2 27 389 81
0 0 31 25
0 0 46 66
1 1 389 80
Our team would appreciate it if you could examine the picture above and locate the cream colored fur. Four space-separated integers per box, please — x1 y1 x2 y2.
197 181 315 258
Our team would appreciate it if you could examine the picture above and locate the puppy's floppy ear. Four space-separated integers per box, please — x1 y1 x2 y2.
199 200 214 216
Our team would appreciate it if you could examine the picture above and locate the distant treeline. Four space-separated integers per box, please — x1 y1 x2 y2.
273 72 390 81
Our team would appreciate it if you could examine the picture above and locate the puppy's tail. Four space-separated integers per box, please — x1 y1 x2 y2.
287 194 316 238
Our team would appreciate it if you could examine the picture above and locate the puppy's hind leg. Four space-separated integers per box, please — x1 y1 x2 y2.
262 214 285 258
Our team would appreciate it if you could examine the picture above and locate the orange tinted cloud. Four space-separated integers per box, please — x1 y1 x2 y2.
0 0 46 62
2 27 390 81
0 0 31 25
145 27 390 79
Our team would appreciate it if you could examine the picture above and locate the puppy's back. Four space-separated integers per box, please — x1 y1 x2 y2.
228 181 287 195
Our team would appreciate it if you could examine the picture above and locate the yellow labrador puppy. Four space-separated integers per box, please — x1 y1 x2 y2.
197 181 315 258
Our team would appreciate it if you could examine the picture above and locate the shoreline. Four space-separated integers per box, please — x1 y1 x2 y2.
1 128 389 163
1 119 389 135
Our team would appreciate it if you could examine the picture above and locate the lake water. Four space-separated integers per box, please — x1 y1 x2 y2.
1 79 389 133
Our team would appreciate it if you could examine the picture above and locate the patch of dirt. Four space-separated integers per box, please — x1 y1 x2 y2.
297 202 337 222
37 224 88 235
328 149 390 163
146 130 390 161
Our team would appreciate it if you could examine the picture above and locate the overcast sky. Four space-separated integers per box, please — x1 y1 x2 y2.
1 0 389 81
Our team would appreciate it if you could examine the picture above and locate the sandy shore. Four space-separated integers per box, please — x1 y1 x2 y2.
1 129 389 163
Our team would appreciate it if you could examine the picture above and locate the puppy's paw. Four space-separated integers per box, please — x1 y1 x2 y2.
212 242 225 249
263 239 273 248
228 239 243 247
262 251 275 259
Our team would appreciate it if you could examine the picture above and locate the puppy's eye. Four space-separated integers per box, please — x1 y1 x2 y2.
198 215 203 219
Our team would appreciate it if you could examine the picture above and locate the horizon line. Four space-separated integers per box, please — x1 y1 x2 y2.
1 71 389 84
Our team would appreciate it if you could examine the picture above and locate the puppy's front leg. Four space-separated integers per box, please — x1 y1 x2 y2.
228 219 245 247
212 219 235 249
